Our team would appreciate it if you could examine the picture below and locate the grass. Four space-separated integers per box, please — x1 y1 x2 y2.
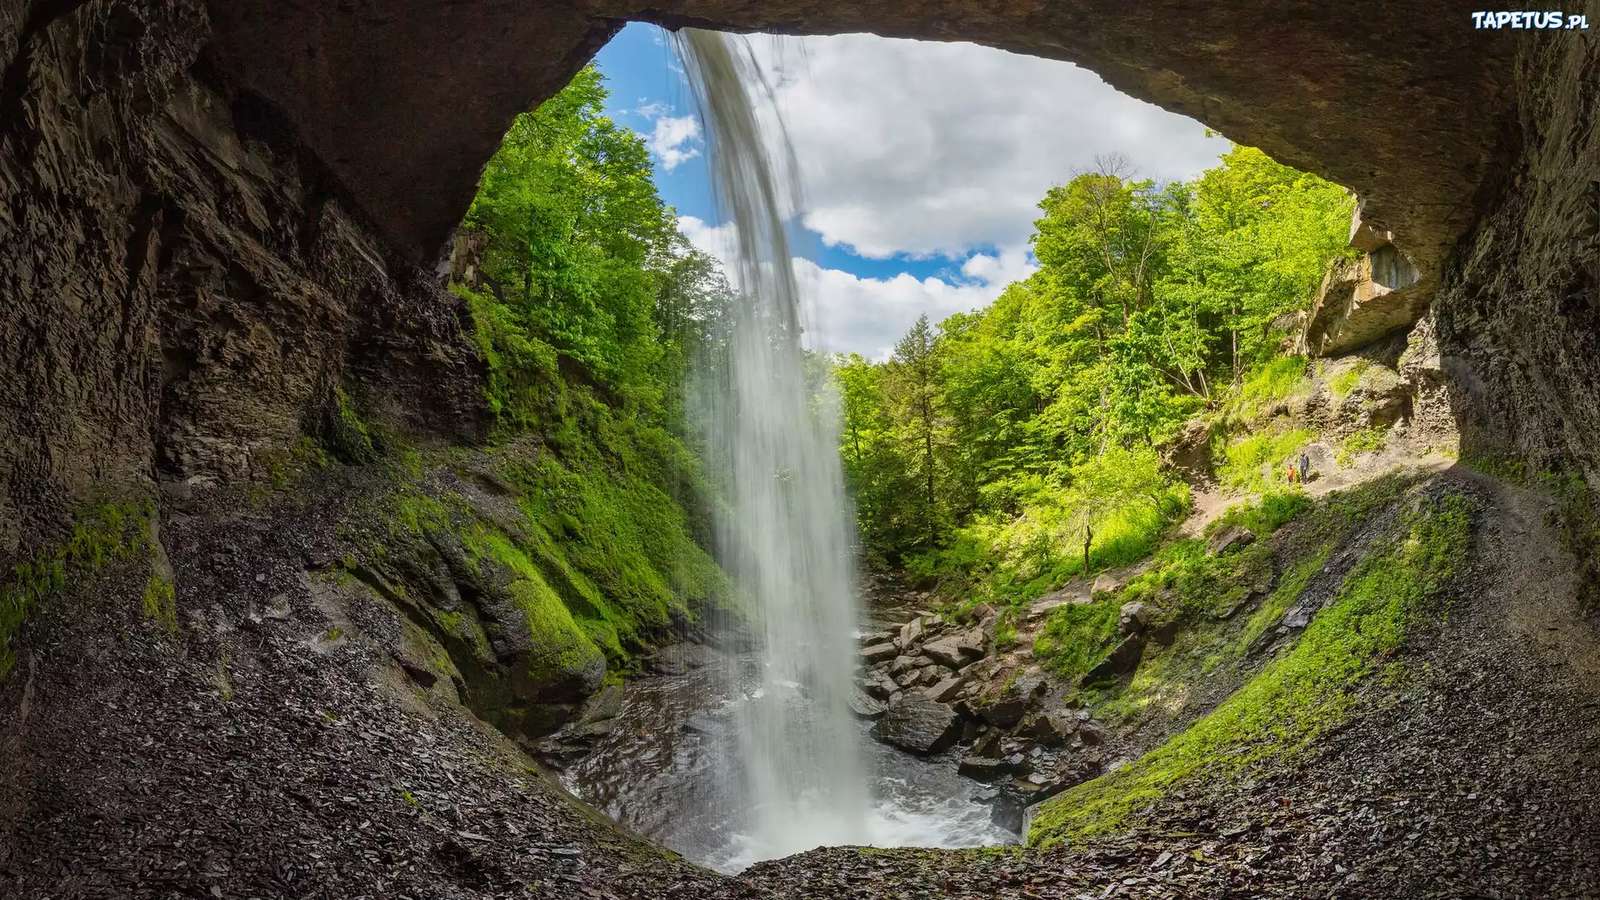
1338 426 1388 465
1328 359 1372 401
1033 600 1122 682
1210 489 1312 540
1227 355 1310 423
1216 428 1315 492
1027 491 1472 847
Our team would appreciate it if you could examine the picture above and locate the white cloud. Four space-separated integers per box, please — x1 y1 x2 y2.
661 33 1226 357
647 114 703 171
679 216 1033 359
741 34 1231 260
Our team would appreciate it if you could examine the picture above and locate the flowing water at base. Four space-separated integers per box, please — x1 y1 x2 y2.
560 652 1019 873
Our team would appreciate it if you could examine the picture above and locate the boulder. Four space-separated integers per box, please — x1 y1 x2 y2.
1084 636 1146 684
897 616 925 649
1090 572 1124 596
858 629 896 647
958 755 1015 779
848 687 888 719
924 674 966 703
1207 524 1256 556
859 668 900 700
1077 720 1108 746
872 695 961 755
923 629 986 669
861 641 899 664
1026 710 1079 747
1118 601 1153 637
889 654 924 676
976 694 1029 730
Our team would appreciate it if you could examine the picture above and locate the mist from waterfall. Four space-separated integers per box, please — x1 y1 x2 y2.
670 28 872 866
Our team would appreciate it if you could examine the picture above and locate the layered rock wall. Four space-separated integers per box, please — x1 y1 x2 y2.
0 0 484 561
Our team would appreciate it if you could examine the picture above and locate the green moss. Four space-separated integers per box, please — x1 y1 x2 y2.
1233 546 1328 654
462 529 605 685
1337 426 1388 465
1328 359 1371 401
1027 493 1471 847
0 501 154 680
1216 428 1315 492
327 385 383 465
142 572 178 633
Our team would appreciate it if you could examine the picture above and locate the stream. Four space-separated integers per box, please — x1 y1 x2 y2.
559 602 1019 873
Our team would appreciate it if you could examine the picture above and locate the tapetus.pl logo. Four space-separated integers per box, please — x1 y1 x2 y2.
1471 10 1590 28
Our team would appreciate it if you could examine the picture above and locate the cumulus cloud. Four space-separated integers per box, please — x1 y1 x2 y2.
679 216 1033 359
646 114 703 171
664 33 1225 356
743 34 1231 260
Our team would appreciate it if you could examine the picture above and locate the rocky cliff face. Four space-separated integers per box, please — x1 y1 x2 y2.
1434 25 1600 472
0 0 484 566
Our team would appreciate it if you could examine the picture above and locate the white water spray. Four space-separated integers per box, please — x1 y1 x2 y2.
671 29 871 864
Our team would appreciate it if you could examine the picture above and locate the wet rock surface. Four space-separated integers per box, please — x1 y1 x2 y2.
873 694 962 755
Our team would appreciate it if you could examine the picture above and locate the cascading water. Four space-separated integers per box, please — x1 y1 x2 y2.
555 27 1018 872
670 28 872 864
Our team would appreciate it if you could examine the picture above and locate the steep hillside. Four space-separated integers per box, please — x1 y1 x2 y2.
742 467 1600 897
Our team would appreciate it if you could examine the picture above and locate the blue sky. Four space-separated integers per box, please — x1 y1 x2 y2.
594 23 1230 358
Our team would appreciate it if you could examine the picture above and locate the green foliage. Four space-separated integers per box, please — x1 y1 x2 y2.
0 501 154 680
1216 428 1315 491
1028 492 1472 847
1226 355 1309 424
833 146 1350 581
912 447 1189 607
1338 426 1388 464
1211 489 1312 537
1033 600 1121 681
433 64 735 673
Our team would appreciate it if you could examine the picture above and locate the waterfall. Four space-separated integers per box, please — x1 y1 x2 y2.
670 29 871 866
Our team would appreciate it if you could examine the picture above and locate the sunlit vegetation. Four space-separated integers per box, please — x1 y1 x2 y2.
1028 491 1472 847
834 148 1352 605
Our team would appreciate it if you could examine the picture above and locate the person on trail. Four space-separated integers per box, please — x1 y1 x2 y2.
1299 452 1311 484
1286 461 1297 484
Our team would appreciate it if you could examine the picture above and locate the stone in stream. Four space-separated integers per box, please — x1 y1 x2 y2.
651 642 720 676
859 668 900 700
848 687 887 718
861 641 899 664
957 755 1012 779
858 629 896 647
872 694 961 755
